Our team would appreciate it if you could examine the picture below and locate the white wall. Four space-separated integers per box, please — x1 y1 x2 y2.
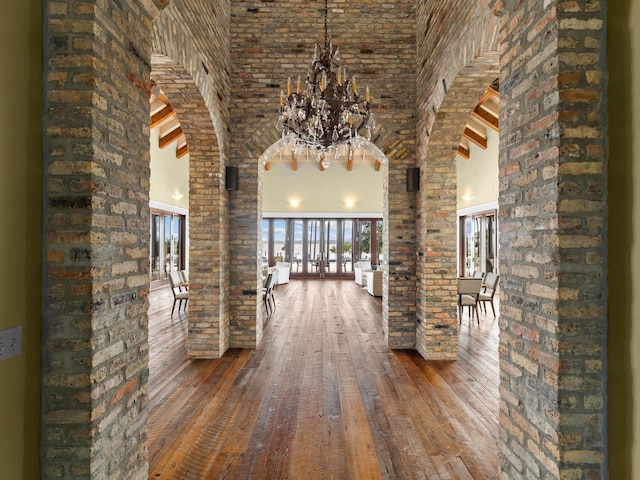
456 127 499 209
150 126 189 209
263 159 383 215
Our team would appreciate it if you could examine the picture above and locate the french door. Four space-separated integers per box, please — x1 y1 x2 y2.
150 210 186 289
459 210 497 277
262 218 355 278
290 219 354 278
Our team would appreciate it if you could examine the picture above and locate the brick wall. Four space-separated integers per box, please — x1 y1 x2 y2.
497 1 607 477
42 0 161 477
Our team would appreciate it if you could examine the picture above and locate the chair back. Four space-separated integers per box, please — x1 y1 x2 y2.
168 271 181 289
483 272 499 292
179 270 189 283
457 277 483 295
473 270 485 280
263 272 274 291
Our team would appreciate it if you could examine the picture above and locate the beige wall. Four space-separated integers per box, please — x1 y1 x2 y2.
457 128 499 210
150 126 189 210
0 1 41 478
263 159 383 215
608 0 639 477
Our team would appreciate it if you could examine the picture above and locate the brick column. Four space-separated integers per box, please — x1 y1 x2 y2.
498 1 607 477
42 0 160 477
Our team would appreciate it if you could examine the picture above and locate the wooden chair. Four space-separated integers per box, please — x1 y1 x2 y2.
457 277 483 324
479 273 500 317
168 271 189 316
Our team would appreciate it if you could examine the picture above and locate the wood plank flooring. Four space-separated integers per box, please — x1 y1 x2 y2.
147 280 499 479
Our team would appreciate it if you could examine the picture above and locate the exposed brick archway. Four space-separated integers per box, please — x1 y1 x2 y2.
416 52 500 360
249 118 417 349
151 55 229 358
40 0 608 477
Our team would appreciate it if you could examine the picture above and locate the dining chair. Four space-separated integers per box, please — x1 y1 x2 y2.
479 273 500 317
457 277 483 324
168 271 189 316
262 272 276 317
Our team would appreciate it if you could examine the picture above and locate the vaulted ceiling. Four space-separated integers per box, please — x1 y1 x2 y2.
149 78 500 166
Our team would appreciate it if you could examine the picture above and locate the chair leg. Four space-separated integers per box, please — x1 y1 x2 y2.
475 305 480 324
490 300 496 317
171 298 177 316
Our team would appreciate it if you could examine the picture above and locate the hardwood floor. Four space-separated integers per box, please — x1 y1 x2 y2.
147 280 499 479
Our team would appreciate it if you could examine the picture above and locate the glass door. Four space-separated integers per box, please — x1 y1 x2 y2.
150 210 186 289
458 211 498 277
307 219 323 276
268 218 357 279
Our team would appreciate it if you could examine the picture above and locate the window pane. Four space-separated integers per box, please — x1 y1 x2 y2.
291 220 303 273
342 220 353 272
151 214 161 282
325 220 337 273
360 221 371 260
308 220 322 272
261 219 269 268
376 221 384 265
273 219 286 263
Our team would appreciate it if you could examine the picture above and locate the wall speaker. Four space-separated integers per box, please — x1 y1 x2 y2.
226 166 238 191
407 167 420 192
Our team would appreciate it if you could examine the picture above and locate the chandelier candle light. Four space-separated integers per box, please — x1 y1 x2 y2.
277 0 376 169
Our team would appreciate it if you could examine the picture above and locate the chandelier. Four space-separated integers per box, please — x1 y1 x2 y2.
277 0 376 168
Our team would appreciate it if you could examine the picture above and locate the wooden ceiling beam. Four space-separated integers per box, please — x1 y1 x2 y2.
457 144 470 159
159 126 183 149
264 161 271 171
347 147 353 171
176 144 189 159
374 160 381 171
472 104 499 132
291 152 297 171
463 127 487 149
151 105 176 129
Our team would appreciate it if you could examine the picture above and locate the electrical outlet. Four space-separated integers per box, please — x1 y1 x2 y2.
0 326 22 361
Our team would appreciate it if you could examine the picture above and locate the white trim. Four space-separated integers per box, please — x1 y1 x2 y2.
150 200 188 216
457 201 498 217
264 211 383 219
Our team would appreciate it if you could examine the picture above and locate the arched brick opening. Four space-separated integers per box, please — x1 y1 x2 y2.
415 53 500 360
249 119 416 349
40 0 608 477
151 55 229 358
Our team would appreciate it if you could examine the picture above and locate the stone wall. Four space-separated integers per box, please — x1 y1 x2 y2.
497 0 607 477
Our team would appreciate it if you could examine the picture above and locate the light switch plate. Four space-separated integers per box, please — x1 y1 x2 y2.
0 326 22 361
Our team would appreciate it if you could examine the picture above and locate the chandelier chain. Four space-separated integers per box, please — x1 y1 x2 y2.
277 0 377 168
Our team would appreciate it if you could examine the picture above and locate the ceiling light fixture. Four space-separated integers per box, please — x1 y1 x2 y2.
277 0 376 169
